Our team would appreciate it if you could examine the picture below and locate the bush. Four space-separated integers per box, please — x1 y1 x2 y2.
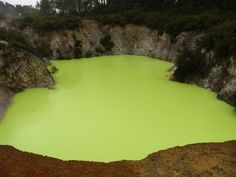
95 47 105 54
49 65 59 74
36 44 52 58
164 12 223 37
85 51 93 58
73 40 82 58
199 22 236 61
100 35 114 51
0 28 54 58
0 28 33 52
16 15 81 33
174 48 209 82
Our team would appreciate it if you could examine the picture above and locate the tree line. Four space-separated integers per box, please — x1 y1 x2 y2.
36 0 108 15
1 0 235 17
36 0 236 16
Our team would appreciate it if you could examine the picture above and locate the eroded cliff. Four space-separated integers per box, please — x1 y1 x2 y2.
22 20 236 107
0 40 54 117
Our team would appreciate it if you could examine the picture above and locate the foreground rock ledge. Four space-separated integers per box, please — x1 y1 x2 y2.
0 141 236 177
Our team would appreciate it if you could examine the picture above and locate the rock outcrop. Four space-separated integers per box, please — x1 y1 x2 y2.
197 58 236 106
0 141 236 177
23 20 202 61
0 41 54 91
0 40 54 117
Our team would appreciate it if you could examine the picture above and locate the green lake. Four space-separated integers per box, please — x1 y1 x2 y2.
0 55 235 162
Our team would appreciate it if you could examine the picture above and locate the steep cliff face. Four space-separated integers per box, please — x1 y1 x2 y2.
23 20 201 61
197 58 236 106
0 41 54 91
22 19 236 107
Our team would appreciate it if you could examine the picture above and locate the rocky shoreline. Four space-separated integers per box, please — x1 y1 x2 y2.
1 141 236 177
0 40 54 118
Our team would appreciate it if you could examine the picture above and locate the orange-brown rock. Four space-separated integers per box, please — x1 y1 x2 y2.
0 141 236 177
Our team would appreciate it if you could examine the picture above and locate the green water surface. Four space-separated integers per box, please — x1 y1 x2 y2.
0 55 235 162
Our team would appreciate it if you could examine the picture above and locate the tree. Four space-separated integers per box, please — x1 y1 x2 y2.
36 0 55 15
15 5 38 16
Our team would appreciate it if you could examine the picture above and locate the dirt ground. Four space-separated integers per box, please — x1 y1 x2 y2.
0 141 236 177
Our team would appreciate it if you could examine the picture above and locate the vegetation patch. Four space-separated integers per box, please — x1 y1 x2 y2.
100 35 115 52
174 48 210 82
0 28 36 56
49 65 59 74
0 28 52 58
199 22 236 61
73 40 82 58
16 15 81 33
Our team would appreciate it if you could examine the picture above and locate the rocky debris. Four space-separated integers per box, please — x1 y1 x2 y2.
0 141 235 177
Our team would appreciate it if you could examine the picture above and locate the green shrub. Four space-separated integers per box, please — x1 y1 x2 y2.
16 15 81 33
164 12 223 37
0 28 53 58
49 65 59 74
16 16 35 30
100 35 114 51
174 48 209 82
73 40 82 58
0 28 34 52
95 47 105 54
36 44 52 58
199 22 236 61
85 51 93 58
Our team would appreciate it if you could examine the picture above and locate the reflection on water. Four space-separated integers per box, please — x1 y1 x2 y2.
0 55 235 162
